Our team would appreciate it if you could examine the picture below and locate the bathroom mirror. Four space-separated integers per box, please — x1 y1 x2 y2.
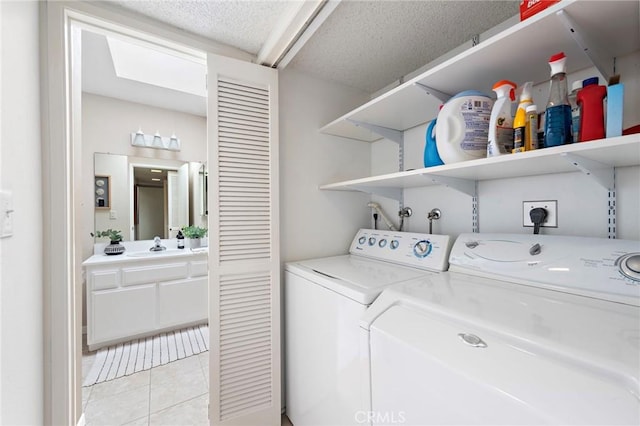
94 153 206 241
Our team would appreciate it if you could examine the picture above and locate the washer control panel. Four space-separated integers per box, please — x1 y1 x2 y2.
350 229 452 272
450 233 640 306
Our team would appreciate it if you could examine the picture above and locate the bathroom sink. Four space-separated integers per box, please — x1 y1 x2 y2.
126 249 186 258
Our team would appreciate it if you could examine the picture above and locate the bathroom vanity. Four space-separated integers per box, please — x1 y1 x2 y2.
83 248 208 350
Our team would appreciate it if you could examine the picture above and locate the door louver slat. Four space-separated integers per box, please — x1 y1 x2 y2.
211 62 278 424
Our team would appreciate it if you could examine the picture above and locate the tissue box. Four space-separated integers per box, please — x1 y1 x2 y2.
606 83 624 138
520 0 561 21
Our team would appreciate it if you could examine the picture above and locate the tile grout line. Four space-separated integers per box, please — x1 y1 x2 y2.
147 392 210 420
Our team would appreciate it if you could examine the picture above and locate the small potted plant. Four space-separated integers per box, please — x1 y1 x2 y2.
181 225 208 249
93 229 125 255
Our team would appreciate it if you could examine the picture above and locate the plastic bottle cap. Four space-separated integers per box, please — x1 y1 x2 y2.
492 80 517 90
571 80 583 92
549 52 566 62
548 51 567 76
526 105 537 113
582 77 599 87
518 81 534 101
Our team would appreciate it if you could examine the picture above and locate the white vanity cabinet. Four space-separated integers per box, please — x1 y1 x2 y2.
84 252 208 350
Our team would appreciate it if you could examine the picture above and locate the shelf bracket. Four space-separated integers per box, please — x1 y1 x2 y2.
556 10 612 82
424 174 477 197
561 152 616 239
350 185 403 202
346 119 403 145
472 181 479 234
414 82 452 103
560 153 614 190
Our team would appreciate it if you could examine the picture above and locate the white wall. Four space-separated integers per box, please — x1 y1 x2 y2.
82 93 206 260
279 69 372 263
0 1 43 424
94 152 129 237
371 56 640 241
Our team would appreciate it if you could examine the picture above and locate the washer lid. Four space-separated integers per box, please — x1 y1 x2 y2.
287 255 429 305
362 273 640 384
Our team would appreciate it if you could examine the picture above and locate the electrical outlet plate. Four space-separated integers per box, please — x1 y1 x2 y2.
523 200 558 228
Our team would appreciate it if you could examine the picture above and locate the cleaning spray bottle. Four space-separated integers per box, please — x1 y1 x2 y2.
487 80 516 157
544 52 572 147
512 81 533 153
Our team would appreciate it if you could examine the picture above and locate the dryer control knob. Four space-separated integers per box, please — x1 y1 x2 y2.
617 253 640 282
358 236 367 245
390 240 399 250
378 239 387 248
413 240 432 258
368 237 376 246
626 255 640 273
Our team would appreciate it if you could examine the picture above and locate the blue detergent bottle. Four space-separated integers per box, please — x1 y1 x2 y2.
423 117 444 167
544 52 573 147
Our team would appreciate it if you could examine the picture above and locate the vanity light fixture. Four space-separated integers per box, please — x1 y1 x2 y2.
130 129 181 151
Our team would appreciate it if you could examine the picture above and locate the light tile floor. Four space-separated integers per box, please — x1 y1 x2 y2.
83 348 210 425
82 338 293 425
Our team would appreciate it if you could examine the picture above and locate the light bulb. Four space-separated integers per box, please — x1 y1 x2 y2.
152 132 163 148
133 128 145 146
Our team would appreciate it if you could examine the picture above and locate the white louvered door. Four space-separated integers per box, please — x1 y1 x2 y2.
207 54 280 426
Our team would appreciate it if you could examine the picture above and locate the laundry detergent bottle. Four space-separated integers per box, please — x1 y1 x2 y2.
544 52 573 147
423 117 444 167
577 77 607 142
487 80 516 157
512 81 533 153
436 90 493 164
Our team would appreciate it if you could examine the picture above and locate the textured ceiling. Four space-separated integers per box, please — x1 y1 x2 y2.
108 0 296 55
95 0 520 110
288 1 519 93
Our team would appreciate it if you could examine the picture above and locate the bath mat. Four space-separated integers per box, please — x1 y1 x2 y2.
83 324 209 387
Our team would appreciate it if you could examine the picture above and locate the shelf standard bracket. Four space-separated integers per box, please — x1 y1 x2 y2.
346 119 403 145
561 152 616 239
414 82 452 103
556 10 612 82
560 153 614 190
424 174 477 197
608 180 616 239
472 181 479 233
350 185 403 202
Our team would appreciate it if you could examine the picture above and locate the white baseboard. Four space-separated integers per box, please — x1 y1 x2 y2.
77 413 86 426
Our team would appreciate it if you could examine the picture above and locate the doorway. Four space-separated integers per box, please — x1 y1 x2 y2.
44 3 281 424
74 20 210 425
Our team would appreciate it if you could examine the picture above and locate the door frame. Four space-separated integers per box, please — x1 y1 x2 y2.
40 2 252 424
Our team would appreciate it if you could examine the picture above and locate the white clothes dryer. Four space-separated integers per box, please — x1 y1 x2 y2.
285 229 452 426
360 233 640 425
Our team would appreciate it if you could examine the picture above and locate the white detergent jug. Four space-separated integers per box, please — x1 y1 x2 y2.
487 80 516 157
435 90 493 164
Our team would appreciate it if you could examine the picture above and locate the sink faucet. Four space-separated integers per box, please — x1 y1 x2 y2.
150 236 166 251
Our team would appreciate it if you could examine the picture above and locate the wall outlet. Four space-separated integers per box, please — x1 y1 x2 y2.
109 210 118 220
523 200 558 228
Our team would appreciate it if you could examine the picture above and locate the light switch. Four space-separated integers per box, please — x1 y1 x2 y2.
1 190 14 238
109 210 118 220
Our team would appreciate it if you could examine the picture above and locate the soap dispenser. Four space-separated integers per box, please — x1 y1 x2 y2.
177 230 185 249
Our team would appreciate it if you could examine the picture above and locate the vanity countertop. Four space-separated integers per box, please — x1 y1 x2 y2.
83 247 208 266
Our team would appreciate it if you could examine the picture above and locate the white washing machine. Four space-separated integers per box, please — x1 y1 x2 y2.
285 229 452 426
360 233 640 425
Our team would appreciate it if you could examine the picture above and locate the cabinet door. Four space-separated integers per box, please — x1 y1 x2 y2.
157 277 208 328
90 284 156 346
